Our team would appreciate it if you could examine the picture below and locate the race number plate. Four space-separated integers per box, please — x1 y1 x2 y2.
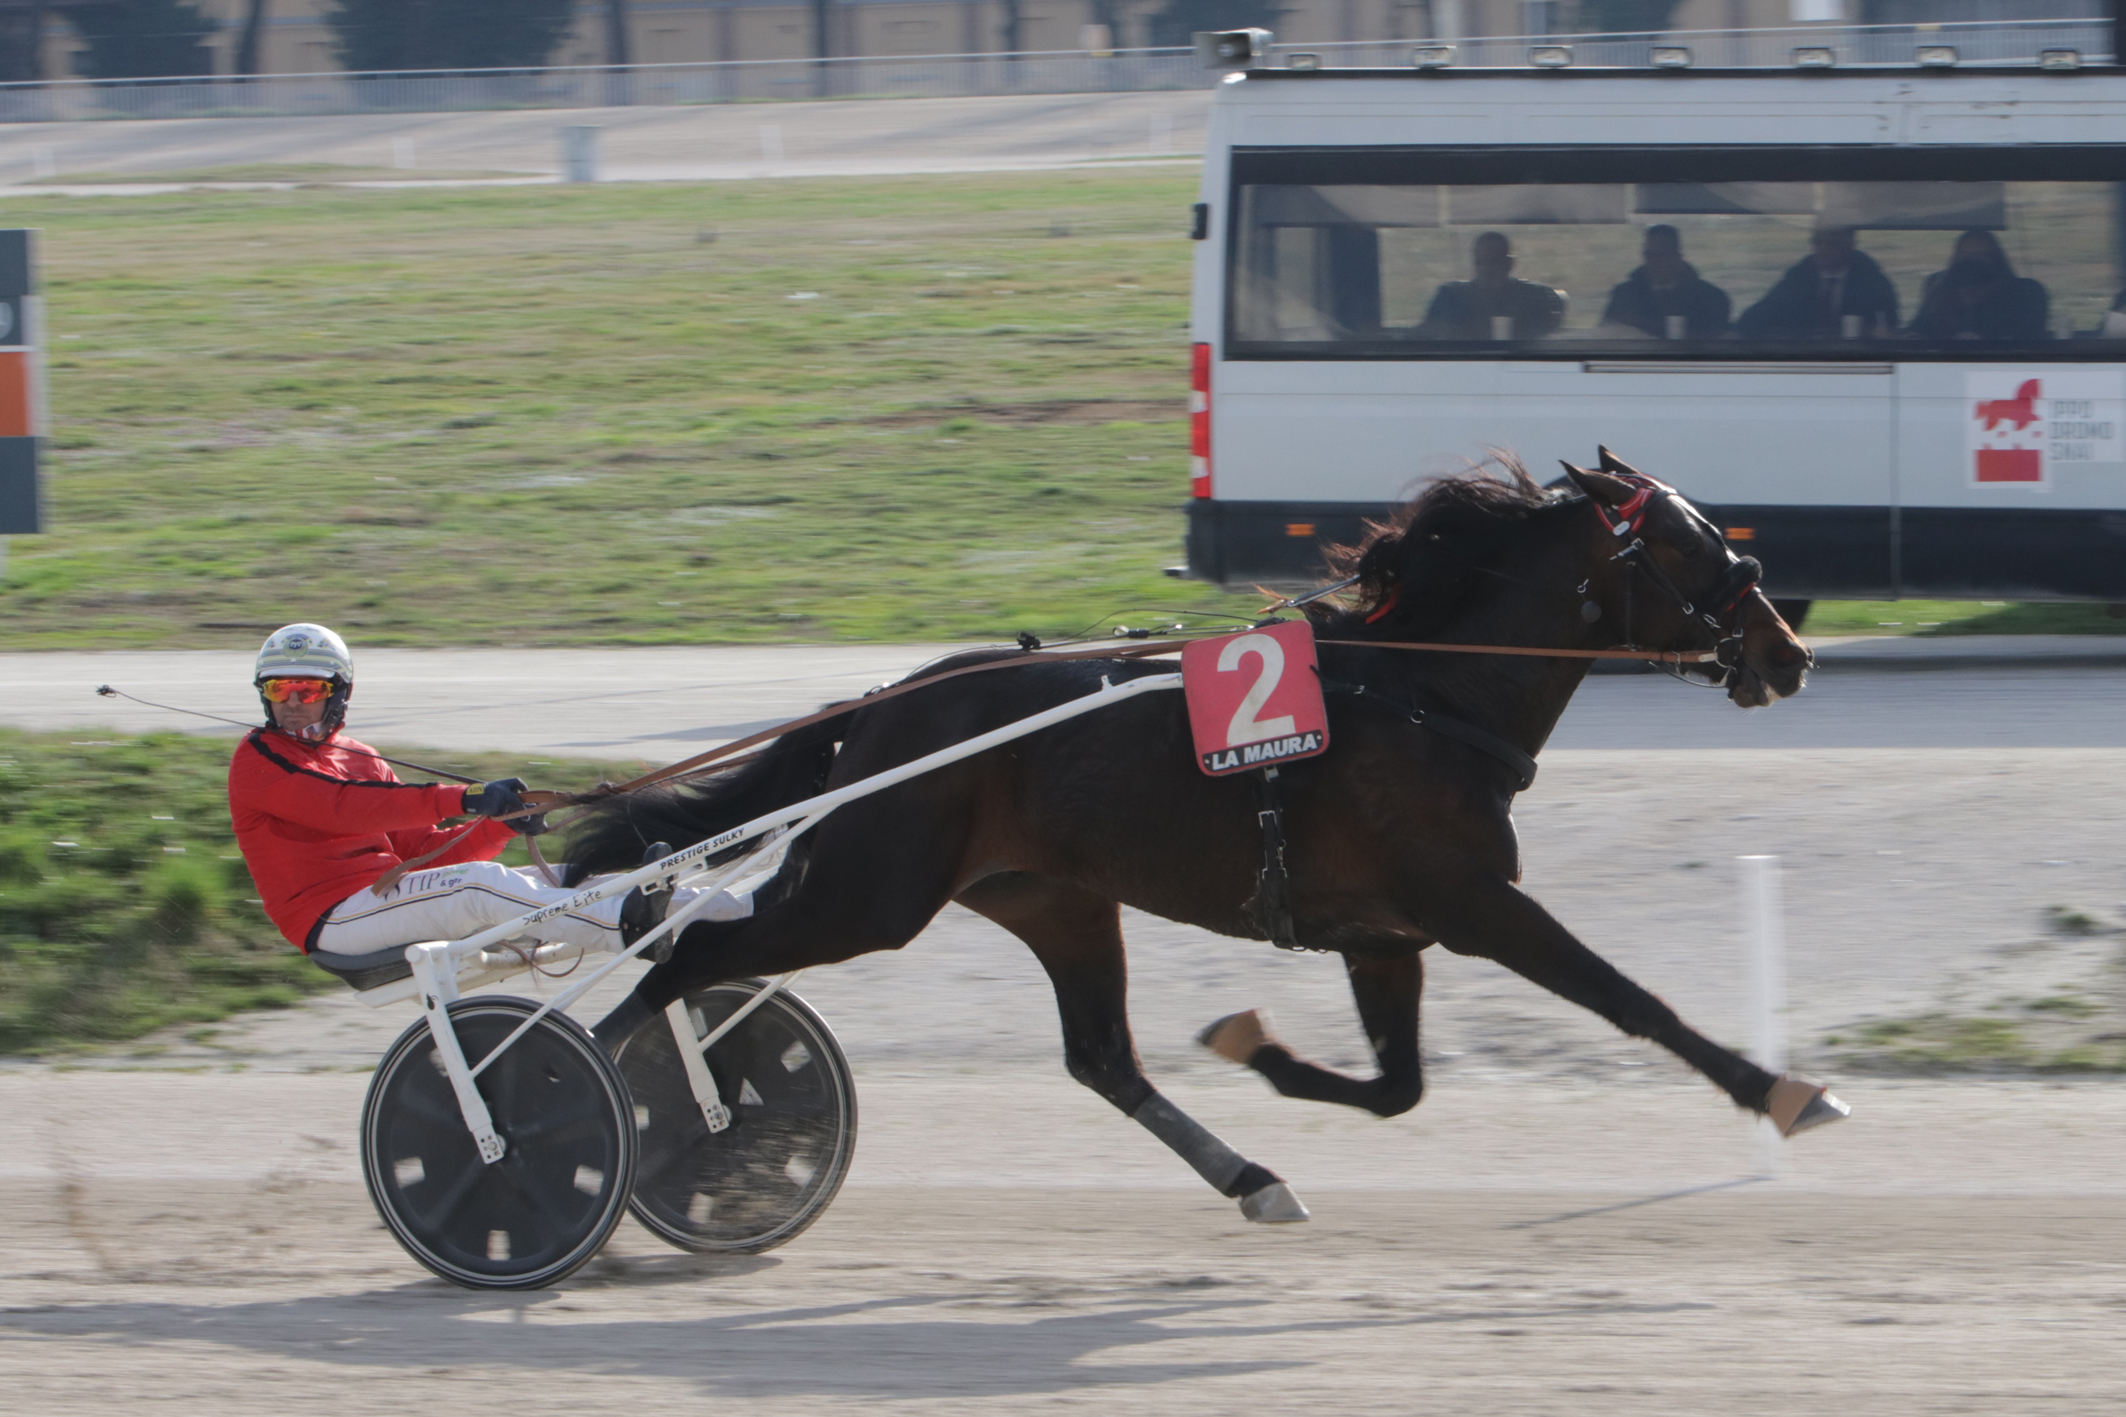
1182 619 1330 777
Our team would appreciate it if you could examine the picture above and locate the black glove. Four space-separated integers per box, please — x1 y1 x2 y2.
461 778 528 819
508 812 551 837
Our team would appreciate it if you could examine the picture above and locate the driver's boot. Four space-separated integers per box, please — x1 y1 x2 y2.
619 841 675 962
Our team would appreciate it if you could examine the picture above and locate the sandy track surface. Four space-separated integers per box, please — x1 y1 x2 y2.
4 1178 2122 1416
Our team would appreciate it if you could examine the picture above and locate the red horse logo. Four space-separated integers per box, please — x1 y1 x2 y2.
1976 378 2042 431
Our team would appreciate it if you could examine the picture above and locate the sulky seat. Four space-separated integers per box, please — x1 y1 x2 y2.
307 945 416 992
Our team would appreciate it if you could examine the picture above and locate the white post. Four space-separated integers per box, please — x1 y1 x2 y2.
562 125 600 183
1740 854 1787 1177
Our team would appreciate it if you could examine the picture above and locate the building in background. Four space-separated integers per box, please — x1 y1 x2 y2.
19 0 2103 80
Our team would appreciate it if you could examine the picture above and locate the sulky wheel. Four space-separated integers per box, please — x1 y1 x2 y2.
618 978 857 1254
361 996 636 1290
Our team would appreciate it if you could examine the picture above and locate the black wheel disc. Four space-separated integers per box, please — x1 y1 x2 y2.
360 996 636 1290
618 980 856 1254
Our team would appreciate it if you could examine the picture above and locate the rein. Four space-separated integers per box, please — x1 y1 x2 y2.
548 632 1728 811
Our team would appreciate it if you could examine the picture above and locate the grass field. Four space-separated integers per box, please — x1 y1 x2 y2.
0 171 1242 650
0 171 2112 653
0 725 613 1055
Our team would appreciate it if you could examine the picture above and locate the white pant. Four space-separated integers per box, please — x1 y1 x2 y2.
312 859 749 956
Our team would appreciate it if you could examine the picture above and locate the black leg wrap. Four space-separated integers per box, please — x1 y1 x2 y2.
1223 1161 1282 1201
590 992 656 1056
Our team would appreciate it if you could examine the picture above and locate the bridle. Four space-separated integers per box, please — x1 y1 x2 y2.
1587 473 1763 677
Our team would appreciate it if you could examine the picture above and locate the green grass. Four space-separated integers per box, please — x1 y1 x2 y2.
0 172 1248 649
1804 600 2126 637
0 725 620 1055
1829 1010 2126 1074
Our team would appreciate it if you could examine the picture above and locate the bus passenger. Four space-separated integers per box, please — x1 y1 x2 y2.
1908 229 2049 342
1599 225 1730 339
1418 231 1566 340
1734 227 1898 339
2095 289 2126 339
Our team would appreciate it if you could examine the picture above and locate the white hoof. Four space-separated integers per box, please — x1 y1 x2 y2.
1766 1075 1853 1138
1198 1008 1275 1065
1239 1181 1310 1224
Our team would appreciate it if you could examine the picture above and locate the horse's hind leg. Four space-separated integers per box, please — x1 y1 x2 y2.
1201 947 1425 1118
957 872 1310 1224
591 794 970 1048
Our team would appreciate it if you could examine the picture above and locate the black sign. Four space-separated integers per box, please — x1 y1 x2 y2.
0 227 25 346
1 227 39 536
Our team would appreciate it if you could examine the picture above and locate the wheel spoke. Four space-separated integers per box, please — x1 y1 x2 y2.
510 1096 610 1146
495 1159 589 1240
403 1154 491 1237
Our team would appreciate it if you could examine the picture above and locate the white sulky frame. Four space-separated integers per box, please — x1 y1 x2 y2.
362 672 1183 1164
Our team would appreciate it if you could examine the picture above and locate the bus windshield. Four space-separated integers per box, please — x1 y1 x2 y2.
1225 146 2126 359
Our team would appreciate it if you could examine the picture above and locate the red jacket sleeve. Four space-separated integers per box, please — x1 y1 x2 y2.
384 817 514 869
235 734 465 834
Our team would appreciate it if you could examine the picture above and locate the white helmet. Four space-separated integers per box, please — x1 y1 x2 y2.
255 623 354 684
255 624 354 738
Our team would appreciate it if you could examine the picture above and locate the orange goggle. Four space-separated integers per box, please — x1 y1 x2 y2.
259 677 337 705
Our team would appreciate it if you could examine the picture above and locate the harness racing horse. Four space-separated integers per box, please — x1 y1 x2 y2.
570 450 1841 1223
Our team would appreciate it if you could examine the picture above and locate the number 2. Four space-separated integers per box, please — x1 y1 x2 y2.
1217 633 1296 746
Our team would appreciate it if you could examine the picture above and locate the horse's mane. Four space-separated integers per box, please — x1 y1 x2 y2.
1314 456 1569 639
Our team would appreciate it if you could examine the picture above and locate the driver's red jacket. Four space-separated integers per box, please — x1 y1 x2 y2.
228 729 512 952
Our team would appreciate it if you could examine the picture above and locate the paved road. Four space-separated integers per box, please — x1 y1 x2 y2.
0 90 1209 191
7 638 2125 761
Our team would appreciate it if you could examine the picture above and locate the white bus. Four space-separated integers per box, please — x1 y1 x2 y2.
1183 44 2126 616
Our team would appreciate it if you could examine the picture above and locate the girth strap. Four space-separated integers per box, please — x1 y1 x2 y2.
1248 767 1310 951
1320 678 1538 794
1408 708 1539 794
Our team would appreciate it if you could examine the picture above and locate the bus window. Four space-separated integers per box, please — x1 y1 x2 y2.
1224 147 2126 360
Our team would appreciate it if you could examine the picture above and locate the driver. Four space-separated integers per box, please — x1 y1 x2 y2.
227 623 739 963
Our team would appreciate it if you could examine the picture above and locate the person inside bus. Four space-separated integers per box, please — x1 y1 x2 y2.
2093 289 2126 339
1908 229 2049 342
1599 224 1730 339
1418 231 1566 340
1734 227 1899 340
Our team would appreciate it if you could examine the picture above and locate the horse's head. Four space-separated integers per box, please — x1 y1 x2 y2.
1562 448 1811 708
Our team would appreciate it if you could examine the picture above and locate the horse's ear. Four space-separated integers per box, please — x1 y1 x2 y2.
1596 445 1645 479
1563 464 1637 506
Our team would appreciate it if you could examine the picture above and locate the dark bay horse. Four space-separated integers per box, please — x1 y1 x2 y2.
570 451 1841 1223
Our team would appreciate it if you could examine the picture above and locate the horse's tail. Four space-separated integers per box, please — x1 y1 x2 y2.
560 706 857 884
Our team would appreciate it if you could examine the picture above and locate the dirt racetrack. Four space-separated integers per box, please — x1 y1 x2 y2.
3 1177 2122 1415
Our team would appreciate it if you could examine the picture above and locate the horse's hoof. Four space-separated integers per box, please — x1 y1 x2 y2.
1239 1181 1310 1224
1198 1009 1275 1065
1765 1075 1852 1138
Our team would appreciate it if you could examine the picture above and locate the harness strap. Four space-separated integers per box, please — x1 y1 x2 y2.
1318 677 1539 793
566 638 1190 805
1249 767 1309 951
1319 638 1716 664
1409 709 1539 793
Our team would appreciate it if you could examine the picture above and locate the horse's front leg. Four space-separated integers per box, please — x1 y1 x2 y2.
958 872 1310 1224
1199 946 1426 1118
1421 874 1847 1134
